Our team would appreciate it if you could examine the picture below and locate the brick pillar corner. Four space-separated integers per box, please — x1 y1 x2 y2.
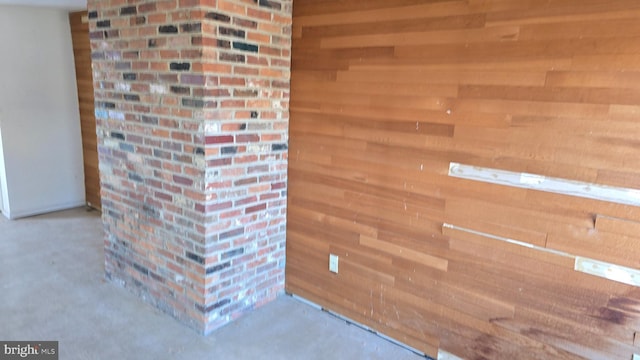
87 0 292 334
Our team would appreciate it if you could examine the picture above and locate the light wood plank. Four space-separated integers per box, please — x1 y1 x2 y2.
288 1 640 358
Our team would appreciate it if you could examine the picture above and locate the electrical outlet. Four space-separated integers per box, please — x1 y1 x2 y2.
329 254 339 273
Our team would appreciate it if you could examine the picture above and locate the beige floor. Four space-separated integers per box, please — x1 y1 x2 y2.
0 207 425 360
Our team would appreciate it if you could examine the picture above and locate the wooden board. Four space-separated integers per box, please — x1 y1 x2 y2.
70 11 101 210
286 1 640 358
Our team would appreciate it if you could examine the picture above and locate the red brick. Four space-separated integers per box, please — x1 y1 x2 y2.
203 63 233 73
245 203 266 214
148 13 168 23
220 77 246 86
233 155 258 164
205 135 234 144
235 195 257 206
90 0 291 336
206 201 233 212
221 100 245 108
247 7 271 20
247 31 270 44
218 0 246 15
220 209 243 219
271 181 285 190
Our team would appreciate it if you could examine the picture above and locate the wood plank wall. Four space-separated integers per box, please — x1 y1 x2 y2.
286 1 640 358
70 11 101 210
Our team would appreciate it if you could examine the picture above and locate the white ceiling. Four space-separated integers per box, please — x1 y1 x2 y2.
0 0 86 10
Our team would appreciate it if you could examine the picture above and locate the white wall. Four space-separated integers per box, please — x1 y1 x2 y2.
0 126 7 214
0 5 85 219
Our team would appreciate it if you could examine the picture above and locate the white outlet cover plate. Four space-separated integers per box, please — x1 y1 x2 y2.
329 254 339 273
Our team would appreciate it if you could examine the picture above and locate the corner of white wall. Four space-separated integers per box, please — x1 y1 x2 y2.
0 125 10 219
0 5 86 219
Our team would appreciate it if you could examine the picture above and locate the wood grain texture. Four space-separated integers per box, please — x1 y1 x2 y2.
286 1 640 358
70 11 101 210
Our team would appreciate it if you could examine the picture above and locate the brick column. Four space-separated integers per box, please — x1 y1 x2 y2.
87 0 291 334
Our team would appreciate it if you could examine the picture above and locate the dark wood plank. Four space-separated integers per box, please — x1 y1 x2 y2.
70 11 101 210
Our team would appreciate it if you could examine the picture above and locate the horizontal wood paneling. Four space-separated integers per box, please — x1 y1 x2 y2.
287 1 640 358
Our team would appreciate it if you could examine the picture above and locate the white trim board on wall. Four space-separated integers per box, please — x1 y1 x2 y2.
449 162 640 207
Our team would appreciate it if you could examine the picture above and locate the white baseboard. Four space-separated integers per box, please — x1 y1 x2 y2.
5 200 86 219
